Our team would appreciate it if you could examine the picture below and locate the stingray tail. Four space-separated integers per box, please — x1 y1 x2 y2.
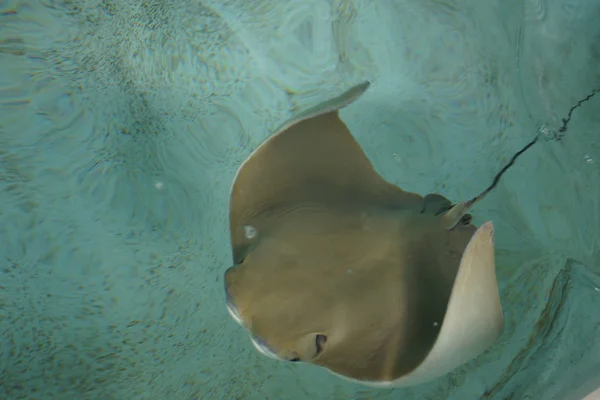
441 135 539 230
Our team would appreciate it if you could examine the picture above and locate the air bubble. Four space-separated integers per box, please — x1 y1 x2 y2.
584 154 594 164
537 124 560 141
244 225 257 240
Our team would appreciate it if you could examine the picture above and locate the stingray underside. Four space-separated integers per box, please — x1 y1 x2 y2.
224 81 504 386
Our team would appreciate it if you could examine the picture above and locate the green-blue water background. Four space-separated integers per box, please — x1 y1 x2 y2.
1 0 599 399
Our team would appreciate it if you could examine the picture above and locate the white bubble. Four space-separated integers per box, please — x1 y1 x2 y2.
537 124 558 140
244 225 257 240
433 321 439 327
154 181 165 190
584 154 594 164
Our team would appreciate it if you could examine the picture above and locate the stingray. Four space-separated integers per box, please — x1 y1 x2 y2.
223 81 534 387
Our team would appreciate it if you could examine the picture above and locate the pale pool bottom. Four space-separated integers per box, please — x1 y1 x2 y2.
0 0 599 399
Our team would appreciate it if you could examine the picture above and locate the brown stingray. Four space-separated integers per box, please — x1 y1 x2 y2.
224 81 504 387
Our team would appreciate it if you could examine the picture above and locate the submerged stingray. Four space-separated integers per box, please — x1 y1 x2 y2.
223 81 531 387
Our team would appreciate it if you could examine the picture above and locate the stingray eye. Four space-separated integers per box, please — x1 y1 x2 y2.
315 334 327 355
289 357 300 362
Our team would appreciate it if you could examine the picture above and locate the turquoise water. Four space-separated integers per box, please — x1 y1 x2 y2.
1 0 599 399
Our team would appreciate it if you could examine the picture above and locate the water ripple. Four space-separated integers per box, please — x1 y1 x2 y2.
523 0 546 22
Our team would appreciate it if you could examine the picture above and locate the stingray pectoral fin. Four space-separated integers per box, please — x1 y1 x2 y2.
422 193 453 215
271 81 371 135
390 221 503 387
229 81 425 263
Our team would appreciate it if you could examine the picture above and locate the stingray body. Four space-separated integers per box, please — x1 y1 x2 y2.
224 82 504 387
